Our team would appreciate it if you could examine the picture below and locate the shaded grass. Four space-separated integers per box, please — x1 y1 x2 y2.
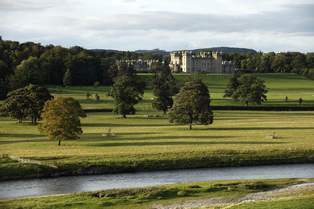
1 178 313 209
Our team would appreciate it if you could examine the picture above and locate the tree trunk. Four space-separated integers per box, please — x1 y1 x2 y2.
163 111 166 115
189 124 192 130
58 140 61 146
121 114 126 118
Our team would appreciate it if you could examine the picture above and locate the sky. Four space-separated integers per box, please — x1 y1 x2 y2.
1 0 314 53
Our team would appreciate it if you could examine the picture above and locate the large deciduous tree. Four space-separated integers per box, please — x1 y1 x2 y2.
38 97 86 146
1 84 53 123
149 63 179 115
110 75 144 118
168 76 213 129
233 75 268 106
223 71 243 100
109 63 144 118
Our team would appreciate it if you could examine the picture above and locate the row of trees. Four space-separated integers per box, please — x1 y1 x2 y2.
221 51 314 76
109 63 214 129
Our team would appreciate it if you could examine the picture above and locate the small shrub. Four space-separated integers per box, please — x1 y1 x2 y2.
94 81 100 88
239 181 268 189
177 191 186 197
228 187 235 191
184 184 201 189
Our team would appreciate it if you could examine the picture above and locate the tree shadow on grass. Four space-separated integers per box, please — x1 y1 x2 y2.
84 135 235 141
88 140 286 147
0 139 46 145
82 123 172 127
1 134 42 138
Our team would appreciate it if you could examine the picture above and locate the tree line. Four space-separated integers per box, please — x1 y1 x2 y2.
222 51 314 78
0 37 163 99
1 37 313 101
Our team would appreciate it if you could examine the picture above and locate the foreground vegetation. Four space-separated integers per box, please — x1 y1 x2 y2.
1 178 313 208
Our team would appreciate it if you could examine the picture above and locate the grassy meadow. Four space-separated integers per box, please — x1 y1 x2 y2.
0 73 314 180
43 73 314 110
1 73 314 208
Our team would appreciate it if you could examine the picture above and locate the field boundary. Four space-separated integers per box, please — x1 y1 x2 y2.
1 154 58 169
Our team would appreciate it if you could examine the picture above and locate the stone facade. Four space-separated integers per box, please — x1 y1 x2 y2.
116 60 162 72
169 51 235 74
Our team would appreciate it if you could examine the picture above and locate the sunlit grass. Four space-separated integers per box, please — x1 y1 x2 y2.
1 110 314 159
44 73 314 110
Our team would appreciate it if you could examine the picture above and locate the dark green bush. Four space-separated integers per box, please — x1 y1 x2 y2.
184 184 201 189
239 181 268 189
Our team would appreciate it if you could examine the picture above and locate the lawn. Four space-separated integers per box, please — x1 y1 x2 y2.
44 73 314 109
1 110 314 179
1 110 314 157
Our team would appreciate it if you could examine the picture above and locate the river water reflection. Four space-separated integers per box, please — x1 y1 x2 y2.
1 164 314 199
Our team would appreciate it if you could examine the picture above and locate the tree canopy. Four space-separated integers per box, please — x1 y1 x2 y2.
224 74 268 106
109 63 144 118
223 71 243 99
149 63 179 114
168 76 213 129
38 97 86 146
1 84 53 123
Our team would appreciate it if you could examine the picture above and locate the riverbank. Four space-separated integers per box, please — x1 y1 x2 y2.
151 181 314 209
1 178 314 209
1 148 314 181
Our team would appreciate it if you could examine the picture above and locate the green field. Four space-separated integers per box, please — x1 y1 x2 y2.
43 73 314 110
1 73 314 180
1 73 314 208
1 110 314 180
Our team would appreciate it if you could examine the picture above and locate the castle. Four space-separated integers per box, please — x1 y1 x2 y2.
169 51 235 74
116 51 235 74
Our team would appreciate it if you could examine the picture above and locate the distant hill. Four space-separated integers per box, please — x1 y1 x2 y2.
188 47 257 54
91 49 119 52
91 47 257 55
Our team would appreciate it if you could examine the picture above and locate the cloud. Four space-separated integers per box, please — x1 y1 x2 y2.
140 5 150 9
60 4 313 37
1 1 313 53
0 0 66 12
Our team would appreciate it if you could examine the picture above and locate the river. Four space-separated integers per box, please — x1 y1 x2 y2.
1 164 313 199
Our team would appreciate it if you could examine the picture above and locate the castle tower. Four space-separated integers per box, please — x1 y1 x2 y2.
212 52 222 74
181 51 192 73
